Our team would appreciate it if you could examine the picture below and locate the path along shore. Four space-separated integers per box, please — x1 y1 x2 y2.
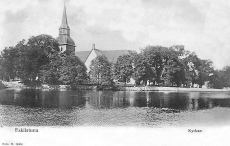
119 86 230 92
1 81 230 92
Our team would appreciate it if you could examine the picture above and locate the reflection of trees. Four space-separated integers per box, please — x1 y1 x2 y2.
86 91 115 108
71 91 86 108
186 92 215 110
41 90 86 109
0 90 15 105
86 91 131 109
148 92 161 108
167 93 188 110
113 91 130 108
212 99 230 108
1 89 230 111
0 89 87 109
188 99 198 110
147 92 188 109
0 89 41 107
85 91 212 110
40 90 59 108
15 89 40 107
133 92 147 107
187 98 214 110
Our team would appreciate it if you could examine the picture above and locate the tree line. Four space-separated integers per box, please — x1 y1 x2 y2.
0 34 87 85
89 45 230 89
0 34 229 89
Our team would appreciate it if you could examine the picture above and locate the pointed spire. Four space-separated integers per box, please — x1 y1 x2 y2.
60 1 69 29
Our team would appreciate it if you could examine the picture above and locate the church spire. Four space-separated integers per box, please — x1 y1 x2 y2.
57 1 75 54
60 1 69 29
59 1 70 36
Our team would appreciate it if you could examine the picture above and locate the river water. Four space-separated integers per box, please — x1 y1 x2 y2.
0 89 230 127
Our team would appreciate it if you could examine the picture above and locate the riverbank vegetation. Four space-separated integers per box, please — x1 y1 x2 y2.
0 34 88 87
0 34 230 89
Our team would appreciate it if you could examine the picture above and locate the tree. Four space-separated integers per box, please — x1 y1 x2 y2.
114 54 133 86
1 47 19 81
58 53 88 85
18 34 60 82
143 46 165 84
196 59 213 88
89 55 113 85
40 51 62 84
222 66 230 87
162 59 185 87
211 66 230 88
209 70 223 89
182 52 201 87
132 54 155 86
0 34 89 86
141 45 186 86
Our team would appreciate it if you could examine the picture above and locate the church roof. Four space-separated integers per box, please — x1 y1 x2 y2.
101 50 130 63
75 51 90 62
57 35 75 46
75 49 131 64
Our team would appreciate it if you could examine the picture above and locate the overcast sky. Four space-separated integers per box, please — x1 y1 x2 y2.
0 0 230 69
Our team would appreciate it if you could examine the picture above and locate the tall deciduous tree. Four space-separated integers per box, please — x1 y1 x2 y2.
143 46 165 84
182 52 201 87
210 66 230 89
89 55 113 85
196 59 213 88
132 54 155 86
58 53 88 85
40 51 62 84
114 54 133 86
19 34 60 82
0 40 26 81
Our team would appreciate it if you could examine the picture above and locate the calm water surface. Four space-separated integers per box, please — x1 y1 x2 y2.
1 89 230 127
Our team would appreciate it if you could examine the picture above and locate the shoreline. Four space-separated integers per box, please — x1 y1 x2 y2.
119 86 230 92
1 81 230 92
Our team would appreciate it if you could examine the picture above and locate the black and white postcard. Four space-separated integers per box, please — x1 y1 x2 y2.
0 0 230 145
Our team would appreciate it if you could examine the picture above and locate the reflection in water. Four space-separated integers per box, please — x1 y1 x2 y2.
0 89 86 109
1 89 230 127
1 89 230 110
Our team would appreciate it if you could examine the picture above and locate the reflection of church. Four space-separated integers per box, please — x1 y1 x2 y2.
56 4 134 84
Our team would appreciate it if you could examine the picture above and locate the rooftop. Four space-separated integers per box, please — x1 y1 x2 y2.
75 49 131 63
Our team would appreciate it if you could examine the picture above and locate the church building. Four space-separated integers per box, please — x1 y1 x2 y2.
57 4 135 85
75 44 131 71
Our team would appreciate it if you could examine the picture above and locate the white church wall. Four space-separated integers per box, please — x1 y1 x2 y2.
59 45 66 53
85 50 98 72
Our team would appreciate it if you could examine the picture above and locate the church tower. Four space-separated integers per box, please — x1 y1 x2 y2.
57 3 75 54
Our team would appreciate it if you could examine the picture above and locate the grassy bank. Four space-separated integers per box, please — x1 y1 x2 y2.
1 81 230 92
0 81 97 90
1 81 25 89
